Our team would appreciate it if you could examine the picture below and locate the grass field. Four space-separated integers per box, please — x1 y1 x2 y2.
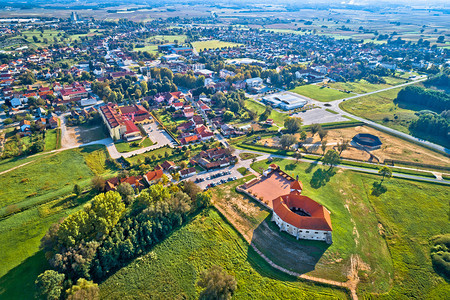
318 77 407 94
192 40 243 51
99 209 349 299
290 85 354 102
337 84 450 147
44 129 58 151
243 99 288 126
0 145 112 299
239 152 261 161
250 159 450 298
0 145 110 214
0 190 98 300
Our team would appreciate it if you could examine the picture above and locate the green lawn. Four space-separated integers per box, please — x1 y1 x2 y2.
337 85 448 146
238 152 261 161
99 209 349 299
192 40 243 51
251 159 450 298
290 85 354 102
114 137 154 153
243 99 288 126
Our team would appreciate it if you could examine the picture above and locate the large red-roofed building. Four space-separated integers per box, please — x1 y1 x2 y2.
272 180 333 244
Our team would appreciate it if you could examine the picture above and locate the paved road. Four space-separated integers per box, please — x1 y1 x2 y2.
233 149 450 185
321 78 450 155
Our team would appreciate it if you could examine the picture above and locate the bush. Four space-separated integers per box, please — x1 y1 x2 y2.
431 234 450 279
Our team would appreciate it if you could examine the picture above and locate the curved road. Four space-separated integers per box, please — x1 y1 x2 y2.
323 78 450 156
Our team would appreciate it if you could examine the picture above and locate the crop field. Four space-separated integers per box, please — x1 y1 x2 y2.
250 159 450 298
192 40 243 51
290 85 354 102
99 209 349 299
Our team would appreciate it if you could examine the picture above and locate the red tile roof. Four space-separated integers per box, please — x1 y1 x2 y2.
272 191 332 231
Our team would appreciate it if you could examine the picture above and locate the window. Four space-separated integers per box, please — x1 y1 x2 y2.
315 232 318 234
306 231 309 233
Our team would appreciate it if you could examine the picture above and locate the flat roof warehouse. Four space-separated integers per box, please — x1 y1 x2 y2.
262 92 308 110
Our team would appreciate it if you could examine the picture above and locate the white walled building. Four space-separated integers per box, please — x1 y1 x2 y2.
271 180 333 244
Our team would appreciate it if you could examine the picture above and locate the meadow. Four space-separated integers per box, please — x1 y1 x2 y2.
290 85 354 102
192 40 243 51
0 145 113 299
99 209 349 299
318 77 407 95
0 145 110 215
250 159 450 298
337 84 450 147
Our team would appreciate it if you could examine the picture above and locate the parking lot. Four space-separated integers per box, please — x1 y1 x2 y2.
142 121 176 147
292 108 349 125
183 165 244 190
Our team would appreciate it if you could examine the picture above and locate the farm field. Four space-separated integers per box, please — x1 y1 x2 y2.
250 159 450 298
99 209 349 299
290 85 354 102
192 40 242 51
0 145 111 215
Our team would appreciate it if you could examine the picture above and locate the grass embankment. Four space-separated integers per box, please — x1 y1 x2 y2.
251 159 449 298
290 85 354 102
192 40 242 51
99 209 348 299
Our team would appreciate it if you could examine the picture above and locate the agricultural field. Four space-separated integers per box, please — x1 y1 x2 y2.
250 159 449 298
99 209 349 299
290 85 354 102
192 40 243 51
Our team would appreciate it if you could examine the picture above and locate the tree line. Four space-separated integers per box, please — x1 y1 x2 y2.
36 181 212 299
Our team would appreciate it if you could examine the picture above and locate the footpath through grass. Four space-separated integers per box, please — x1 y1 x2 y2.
290 85 354 102
99 209 349 299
